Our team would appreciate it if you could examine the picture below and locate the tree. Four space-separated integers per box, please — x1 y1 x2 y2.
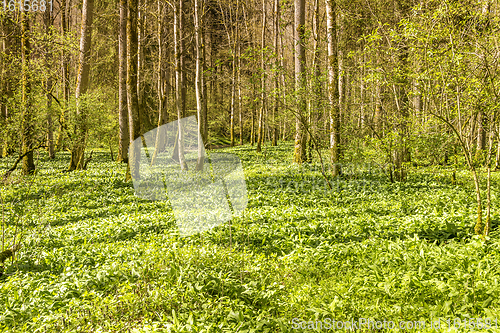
118 0 129 163
293 0 307 163
56 0 70 151
151 0 170 165
44 4 55 159
326 0 340 175
21 8 35 175
0 14 14 158
174 0 187 170
307 0 321 159
256 0 266 153
392 0 412 181
272 0 280 146
126 0 141 181
69 0 94 171
195 0 204 170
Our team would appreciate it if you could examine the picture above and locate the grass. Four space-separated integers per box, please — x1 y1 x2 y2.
1 141 500 332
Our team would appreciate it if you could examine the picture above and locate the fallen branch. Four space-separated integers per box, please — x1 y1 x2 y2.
2 143 46 181
0 243 21 265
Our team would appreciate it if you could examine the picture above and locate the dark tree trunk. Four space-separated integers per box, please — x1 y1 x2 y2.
118 0 129 163
21 9 35 175
44 7 55 159
126 0 141 181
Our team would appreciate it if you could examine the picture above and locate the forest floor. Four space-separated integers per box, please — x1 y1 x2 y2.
1 142 500 332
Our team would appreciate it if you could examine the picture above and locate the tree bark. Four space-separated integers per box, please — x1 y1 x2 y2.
256 0 266 153
272 0 280 146
201 25 208 144
126 0 141 181
0 15 13 158
56 0 70 151
44 6 55 159
174 0 187 170
118 0 129 163
326 0 341 175
21 8 35 175
293 0 307 164
69 0 94 171
238 21 243 145
179 0 186 119
195 0 204 170
308 0 320 159
229 2 238 147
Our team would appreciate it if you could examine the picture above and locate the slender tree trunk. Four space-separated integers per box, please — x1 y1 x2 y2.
69 0 94 171
495 124 500 170
272 0 280 146
126 0 141 181
195 0 204 170
118 0 129 163
1 15 13 158
21 9 35 175
238 26 243 145
0 17 5 158
359 54 365 130
230 21 236 147
56 0 70 151
280 24 287 142
137 0 143 120
293 0 307 163
326 0 340 175
251 80 256 145
201 22 208 143
44 8 55 159
393 3 411 181
308 0 320 159
485 113 495 236
151 0 168 165
373 43 384 136
256 0 266 153
175 0 187 170
179 0 186 119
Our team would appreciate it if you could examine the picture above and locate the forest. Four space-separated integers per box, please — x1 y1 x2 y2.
2 0 500 331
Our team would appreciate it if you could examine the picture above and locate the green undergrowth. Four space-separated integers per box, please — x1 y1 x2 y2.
1 142 500 332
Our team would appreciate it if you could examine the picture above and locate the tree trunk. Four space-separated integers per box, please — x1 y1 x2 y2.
195 0 204 170
308 0 320 159
201 25 208 144
175 0 187 170
137 0 143 122
69 0 94 171
0 15 13 158
179 0 186 119
151 0 169 165
251 80 256 145
393 3 411 181
118 0 129 163
21 9 35 175
126 0 141 181
272 0 280 146
0 17 4 158
238 24 243 146
293 0 307 164
280 24 287 142
230 23 236 147
326 0 340 175
44 7 55 159
56 0 70 151
256 0 266 153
